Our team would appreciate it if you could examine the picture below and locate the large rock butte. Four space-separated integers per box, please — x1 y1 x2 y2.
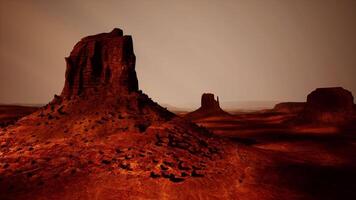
185 93 229 120
201 93 221 110
300 87 354 124
61 28 138 98
39 28 174 135
0 29 226 199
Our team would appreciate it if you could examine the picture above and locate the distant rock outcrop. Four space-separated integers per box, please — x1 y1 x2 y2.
299 87 354 124
273 102 305 113
201 93 220 110
185 93 230 120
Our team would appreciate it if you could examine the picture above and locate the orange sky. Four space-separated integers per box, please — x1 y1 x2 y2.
0 0 355 108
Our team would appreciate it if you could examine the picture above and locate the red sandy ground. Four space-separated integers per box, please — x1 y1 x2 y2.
0 107 355 199
186 109 356 200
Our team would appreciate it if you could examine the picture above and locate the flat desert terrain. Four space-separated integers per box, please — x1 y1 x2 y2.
182 109 356 200
0 105 38 127
1 105 355 199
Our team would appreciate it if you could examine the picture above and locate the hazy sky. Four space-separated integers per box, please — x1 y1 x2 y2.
1 0 355 108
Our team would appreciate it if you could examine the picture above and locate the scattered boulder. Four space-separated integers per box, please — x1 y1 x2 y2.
191 169 204 177
150 171 160 178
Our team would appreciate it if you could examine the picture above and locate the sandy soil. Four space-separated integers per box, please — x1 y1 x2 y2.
189 110 356 200
0 106 355 199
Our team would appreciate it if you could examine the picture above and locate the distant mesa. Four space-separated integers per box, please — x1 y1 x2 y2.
185 93 230 120
299 87 354 124
273 87 355 125
273 102 305 113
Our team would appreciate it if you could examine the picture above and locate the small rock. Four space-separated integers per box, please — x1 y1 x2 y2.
150 171 160 178
169 175 185 183
155 141 163 146
115 148 123 154
161 171 171 178
27 172 34 178
101 160 111 165
181 172 189 177
160 164 169 170
178 162 190 170
163 160 174 167
191 169 204 177
120 162 131 170
48 114 54 120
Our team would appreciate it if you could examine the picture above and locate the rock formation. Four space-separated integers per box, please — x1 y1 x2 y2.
61 28 138 98
299 87 354 124
34 28 174 136
273 102 305 113
0 29 226 199
185 93 230 120
201 93 221 110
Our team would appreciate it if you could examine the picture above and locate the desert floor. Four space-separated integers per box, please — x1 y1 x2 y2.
185 109 356 199
1 105 355 200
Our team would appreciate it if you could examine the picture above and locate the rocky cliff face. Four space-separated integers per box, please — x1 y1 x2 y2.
201 93 220 110
300 87 354 124
61 28 138 98
185 93 229 120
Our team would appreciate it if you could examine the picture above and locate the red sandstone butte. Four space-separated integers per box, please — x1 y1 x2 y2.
185 93 230 120
62 28 138 98
300 87 354 124
0 29 229 199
